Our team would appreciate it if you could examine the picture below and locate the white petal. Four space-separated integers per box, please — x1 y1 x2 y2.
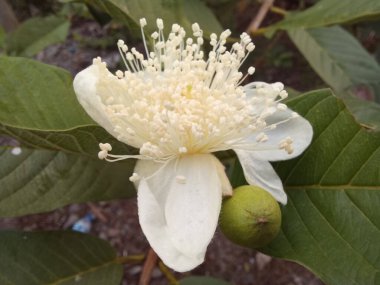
240 109 312 161
243 81 281 100
235 150 287 204
138 180 201 271
213 158 233 196
73 64 118 137
136 154 222 272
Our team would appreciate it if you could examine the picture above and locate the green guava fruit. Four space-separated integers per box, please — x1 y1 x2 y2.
219 185 281 248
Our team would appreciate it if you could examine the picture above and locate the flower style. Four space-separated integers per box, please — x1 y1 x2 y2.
73 19 313 272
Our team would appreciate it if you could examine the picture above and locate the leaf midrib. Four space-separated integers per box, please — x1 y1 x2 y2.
0 121 97 133
286 185 380 190
48 258 120 285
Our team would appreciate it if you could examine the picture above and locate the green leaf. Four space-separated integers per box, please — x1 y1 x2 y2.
288 26 380 130
0 57 136 217
5 16 70 57
233 89 380 285
180 276 232 285
269 0 380 31
180 0 224 36
340 94 380 131
288 26 380 96
0 147 135 217
0 230 123 284
0 124 136 157
84 0 223 36
0 56 92 130
0 56 134 156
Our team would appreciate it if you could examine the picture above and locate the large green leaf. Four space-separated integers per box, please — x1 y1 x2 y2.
0 124 136 157
288 26 380 130
0 147 135 217
180 0 224 35
232 89 380 285
5 16 70 57
288 26 380 97
0 231 123 284
0 56 134 156
0 56 92 130
269 0 380 31
84 0 223 37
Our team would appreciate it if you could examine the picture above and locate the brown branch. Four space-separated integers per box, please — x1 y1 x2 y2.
116 254 145 264
87 202 108 222
138 248 158 285
0 0 19 32
158 261 179 285
270 5 287 16
246 0 275 34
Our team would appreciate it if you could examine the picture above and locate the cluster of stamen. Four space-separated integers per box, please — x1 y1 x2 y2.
279 137 294 154
95 19 295 178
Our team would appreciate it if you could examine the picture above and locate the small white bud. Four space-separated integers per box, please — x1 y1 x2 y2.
220 29 231 40
176 175 187 184
248 67 255 75
99 143 112 152
172 23 180 32
139 18 147 27
151 32 159 40
273 82 284 91
98 150 108 160
178 146 188 154
115 70 124 78
246 43 255 52
156 18 164 29
192 23 200 33
129 173 140 182
92 57 102 64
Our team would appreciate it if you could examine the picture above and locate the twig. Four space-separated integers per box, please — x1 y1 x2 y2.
250 27 270 36
270 5 287 16
0 0 19 32
87 202 108 222
158 261 179 285
246 0 275 34
116 254 145 264
138 248 158 285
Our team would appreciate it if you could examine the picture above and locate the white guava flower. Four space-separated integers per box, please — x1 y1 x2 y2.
73 18 312 272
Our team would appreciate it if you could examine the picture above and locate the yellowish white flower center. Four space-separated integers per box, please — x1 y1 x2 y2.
95 19 294 162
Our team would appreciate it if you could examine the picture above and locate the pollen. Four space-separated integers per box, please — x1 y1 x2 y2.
129 172 140 182
176 175 187 184
93 19 296 162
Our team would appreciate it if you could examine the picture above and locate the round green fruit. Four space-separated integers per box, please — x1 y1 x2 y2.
220 185 281 248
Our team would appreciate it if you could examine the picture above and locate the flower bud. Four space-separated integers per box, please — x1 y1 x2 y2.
219 185 281 248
